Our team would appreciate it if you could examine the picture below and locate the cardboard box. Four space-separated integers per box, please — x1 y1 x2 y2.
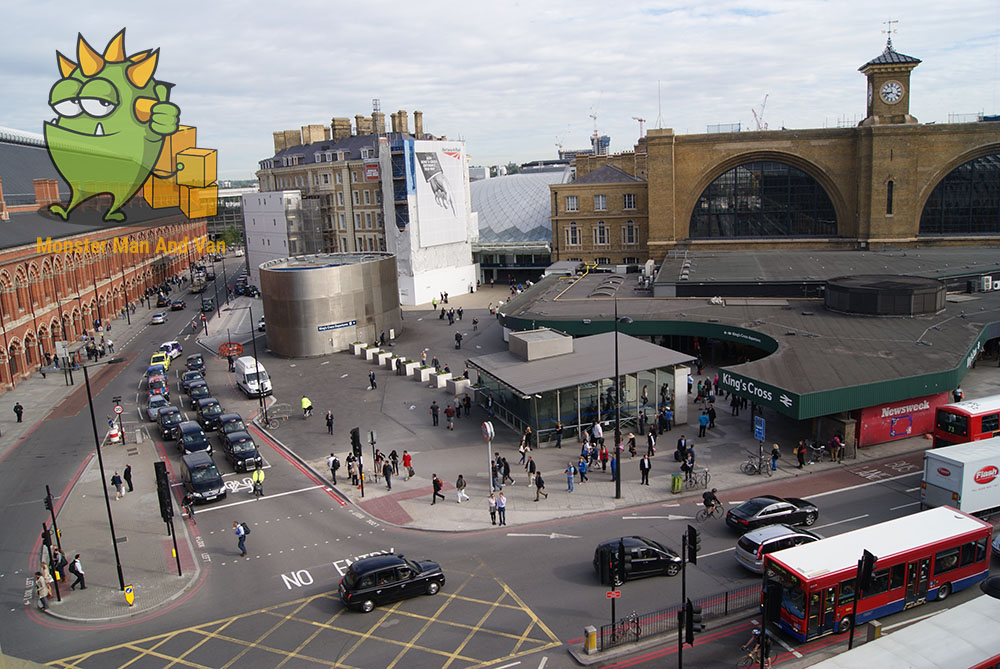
142 174 180 208
176 148 217 189
153 125 196 175
180 184 218 218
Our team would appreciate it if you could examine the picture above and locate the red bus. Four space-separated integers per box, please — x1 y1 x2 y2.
763 507 991 642
933 395 1000 447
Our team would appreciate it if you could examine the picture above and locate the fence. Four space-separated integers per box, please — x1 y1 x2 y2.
599 582 761 651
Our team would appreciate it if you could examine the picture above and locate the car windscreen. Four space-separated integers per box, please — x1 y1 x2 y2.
739 498 773 515
232 439 256 453
203 405 223 416
222 420 246 434
183 431 207 444
184 373 203 383
246 371 268 383
161 412 181 425
190 464 220 484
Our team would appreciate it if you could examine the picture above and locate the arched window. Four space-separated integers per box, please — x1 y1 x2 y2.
623 220 637 245
690 161 837 238
594 221 608 246
920 153 1000 234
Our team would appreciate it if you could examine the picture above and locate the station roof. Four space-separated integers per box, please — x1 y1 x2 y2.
468 331 694 395
260 252 394 271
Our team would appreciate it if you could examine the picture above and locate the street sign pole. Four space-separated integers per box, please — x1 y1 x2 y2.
606 589 620 636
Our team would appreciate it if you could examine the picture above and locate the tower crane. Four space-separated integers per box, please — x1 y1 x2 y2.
632 116 646 137
752 94 769 131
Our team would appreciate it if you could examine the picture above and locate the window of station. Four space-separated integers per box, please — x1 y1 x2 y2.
920 153 1000 235
689 161 837 238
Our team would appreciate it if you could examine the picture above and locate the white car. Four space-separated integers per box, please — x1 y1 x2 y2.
151 312 167 325
160 341 183 359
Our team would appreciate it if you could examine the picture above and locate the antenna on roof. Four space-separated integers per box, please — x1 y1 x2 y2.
656 80 663 129
372 98 382 136
882 18 898 48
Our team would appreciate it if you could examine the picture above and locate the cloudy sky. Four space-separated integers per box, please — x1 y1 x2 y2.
2 1 997 180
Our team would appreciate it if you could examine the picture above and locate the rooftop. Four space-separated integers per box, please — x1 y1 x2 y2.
471 168 571 243
260 252 394 271
572 165 645 184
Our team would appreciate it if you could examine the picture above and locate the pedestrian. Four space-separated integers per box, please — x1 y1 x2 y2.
708 404 717 429
454 331 463 349
326 410 334 435
647 428 656 457
327 452 340 483
107 338 114 353
432 297 437 310
640 454 651 485
698 411 709 438
123 463 133 492
731 394 740 416
34 572 49 610
463 393 471 416
382 459 393 490
389 449 399 476
610 454 617 482
68 554 86 590
430 401 440 426
13 402 23 423
456 474 470 503
502 457 515 485
403 450 413 480
770 443 781 471
368 369 377 390
523 425 534 450
40 561 55 599
452 396 462 421
233 521 248 557
525 455 537 483
348 458 359 486
682 450 695 482
496 491 507 525
664 406 673 432
491 460 503 491
431 474 445 504
52 548 68 583
599 444 609 471
578 456 589 482
638 410 646 436
829 434 843 462
301 396 313 418
439 307 446 320
553 420 563 448
472 317 479 331
457 306 463 320
687 375 693 394
111 471 124 500
488 493 497 523
564 461 576 492
592 421 604 446
795 440 806 469
534 472 548 501
228 353 235 371
447 309 454 325
627 433 637 458
444 404 456 430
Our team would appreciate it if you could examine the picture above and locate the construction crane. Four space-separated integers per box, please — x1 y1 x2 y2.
555 136 564 158
752 94 769 131
632 116 646 138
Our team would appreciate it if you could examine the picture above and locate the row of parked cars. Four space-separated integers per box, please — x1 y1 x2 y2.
145 345 264 505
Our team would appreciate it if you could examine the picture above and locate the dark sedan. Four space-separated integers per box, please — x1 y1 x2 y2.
185 354 205 374
593 536 682 585
726 495 819 532
221 431 262 472
170 299 186 311
218 413 247 438
196 397 224 431
339 554 445 613
181 370 205 393
188 382 211 409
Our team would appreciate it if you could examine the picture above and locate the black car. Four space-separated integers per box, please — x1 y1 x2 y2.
158 406 183 440
197 397 224 431
726 495 820 532
221 431 262 472
188 382 211 408
156 294 170 307
181 370 205 393
177 420 212 455
170 299 186 311
593 536 682 585
218 413 247 438
185 354 205 374
339 553 445 613
201 298 214 312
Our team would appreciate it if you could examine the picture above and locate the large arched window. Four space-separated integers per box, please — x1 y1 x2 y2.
920 153 1000 234
690 161 837 238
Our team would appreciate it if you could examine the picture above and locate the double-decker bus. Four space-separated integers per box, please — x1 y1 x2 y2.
763 507 991 642
933 395 1000 447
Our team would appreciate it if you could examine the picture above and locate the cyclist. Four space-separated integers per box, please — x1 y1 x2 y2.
741 629 772 668
181 493 196 524
251 465 265 498
702 488 721 515
301 395 313 418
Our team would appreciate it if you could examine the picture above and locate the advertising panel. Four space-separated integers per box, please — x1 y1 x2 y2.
364 162 380 182
410 140 467 248
855 391 950 447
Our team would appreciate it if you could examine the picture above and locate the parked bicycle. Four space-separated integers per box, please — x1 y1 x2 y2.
611 611 642 644
740 452 772 477
684 468 711 490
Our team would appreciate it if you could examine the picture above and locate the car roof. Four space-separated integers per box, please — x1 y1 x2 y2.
197 397 220 407
151 351 168 357
162 340 179 346
159 406 180 415
181 451 215 467
226 431 253 442
741 524 808 542
349 554 404 573
178 421 204 433
189 380 208 388
219 413 243 422
149 395 169 403
182 370 203 377
598 536 656 550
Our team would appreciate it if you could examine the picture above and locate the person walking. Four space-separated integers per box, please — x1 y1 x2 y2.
233 521 248 557
403 450 413 480
525 455 537 484
577 456 589 483
13 402 23 423
123 463 134 492
40 561 55 599
564 461 576 492
501 457 515 485
455 474 470 503
463 393 472 416
647 428 657 457
348 457 359 486
382 459 393 490
457 306 463 321
431 474 445 504
429 401 440 427
639 454 652 485
444 403 456 430
488 493 497 524
795 440 806 469
697 411 709 438
34 572 49 611
454 331 463 349
664 406 674 431
534 472 548 501
770 443 781 471
389 450 399 476
599 444 609 471
707 403 717 429
52 548 68 584
368 369 377 390
496 491 507 525
327 452 340 483
592 421 604 446
68 554 86 590
326 411 334 435
107 338 114 354
111 471 124 500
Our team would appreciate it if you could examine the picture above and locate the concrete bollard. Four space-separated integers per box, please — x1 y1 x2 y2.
135 428 144 444
865 620 882 643
583 625 598 655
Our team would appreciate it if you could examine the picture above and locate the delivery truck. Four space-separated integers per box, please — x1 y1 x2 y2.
920 437 1000 518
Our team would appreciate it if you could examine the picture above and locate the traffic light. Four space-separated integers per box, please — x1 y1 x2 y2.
859 549 878 593
684 599 704 644
41 526 52 548
154 461 173 522
687 525 701 565
350 427 362 459
44 493 53 511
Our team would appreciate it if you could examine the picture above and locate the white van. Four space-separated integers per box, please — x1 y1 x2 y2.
234 356 272 397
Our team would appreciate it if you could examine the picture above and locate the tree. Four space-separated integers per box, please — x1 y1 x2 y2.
505 162 521 175
220 225 243 249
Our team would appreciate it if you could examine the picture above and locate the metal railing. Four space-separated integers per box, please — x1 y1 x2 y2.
598 582 761 651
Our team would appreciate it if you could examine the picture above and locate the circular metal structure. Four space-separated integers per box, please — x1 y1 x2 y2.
825 274 945 316
260 253 402 357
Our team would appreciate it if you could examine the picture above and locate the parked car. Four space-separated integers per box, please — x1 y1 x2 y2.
593 536 682 585
201 298 214 313
339 553 445 613
160 341 183 359
258 317 266 332
146 394 170 421
158 406 183 441
188 382 211 408
149 351 171 371
218 413 247 438
221 431 263 472
181 370 205 393
170 299 186 311
156 295 170 307
734 524 822 573
185 354 205 374
245 285 260 297
179 452 227 503
177 421 212 456
196 397 224 431
726 495 820 532
151 312 168 325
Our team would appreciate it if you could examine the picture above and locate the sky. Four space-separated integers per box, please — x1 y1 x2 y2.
2 1 998 180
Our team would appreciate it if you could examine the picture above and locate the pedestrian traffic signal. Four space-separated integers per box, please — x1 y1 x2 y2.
687 525 701 564
350 427 362 458
684 599 704 644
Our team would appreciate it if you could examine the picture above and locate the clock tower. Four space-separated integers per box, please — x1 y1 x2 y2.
858 36 921 126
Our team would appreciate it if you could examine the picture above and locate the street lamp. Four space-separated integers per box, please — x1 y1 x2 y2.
613 298 633 501
81 356 127 591
224 305 267 425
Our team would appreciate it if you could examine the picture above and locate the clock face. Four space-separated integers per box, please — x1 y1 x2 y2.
880 80 903 104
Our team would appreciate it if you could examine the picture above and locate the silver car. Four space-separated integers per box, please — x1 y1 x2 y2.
734 524 821 573
146 394 170 421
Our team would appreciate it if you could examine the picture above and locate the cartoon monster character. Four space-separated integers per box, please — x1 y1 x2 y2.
44 29 180 222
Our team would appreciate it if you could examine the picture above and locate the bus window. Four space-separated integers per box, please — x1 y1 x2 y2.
838 579 855 605
983 414 1000 433
960 539 987 566
864 568 890 597
935 547 960 574
890 564 905 590
935 410 968 437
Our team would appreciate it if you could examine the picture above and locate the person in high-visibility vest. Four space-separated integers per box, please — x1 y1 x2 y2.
301 396 313 418
251 466 265 498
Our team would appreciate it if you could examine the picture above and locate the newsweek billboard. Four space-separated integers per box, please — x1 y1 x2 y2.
855 391 950 447
410 140 468 248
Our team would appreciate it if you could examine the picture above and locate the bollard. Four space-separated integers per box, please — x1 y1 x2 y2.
865 620 882 644
583 625 598 655
135 428 144 444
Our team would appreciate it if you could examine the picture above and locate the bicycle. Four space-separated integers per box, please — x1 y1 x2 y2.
736 651 772 668
252 480 263 499
696 502 725 523
684 468 711 490
611 611 642 644
740 454 772 477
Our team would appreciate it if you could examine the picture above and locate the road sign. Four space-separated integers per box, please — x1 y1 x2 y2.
754 415 766 441
481 421 495 441
124 584 134 607
113 404 124 415
606 590 621 599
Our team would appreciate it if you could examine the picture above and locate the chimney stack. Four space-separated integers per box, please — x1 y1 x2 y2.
372 111 386 135
273 131 288 154
330 117 352 141
355 114 374 136
413 110 423 139
33 179 60 207
390 112 399 132
397 110 409 135
281 129 302 150
301 124 327 145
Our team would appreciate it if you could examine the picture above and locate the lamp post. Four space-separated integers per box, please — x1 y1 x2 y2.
82 356 127 591
613 298 633 501
220 254 230 305
224 305 267 426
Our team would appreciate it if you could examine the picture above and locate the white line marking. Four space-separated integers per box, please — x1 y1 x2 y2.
804 472 921 500
622 515 693 521
881 608 948 632
905 487 920 492
889 502 921 511
321 361 330 365
192 485 327 512
773 633 802 658
699 546 735 558
495 662 521 669
537 657 547 669
814 514 869 530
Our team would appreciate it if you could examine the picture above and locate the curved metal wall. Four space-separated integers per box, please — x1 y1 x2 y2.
260 254 402 358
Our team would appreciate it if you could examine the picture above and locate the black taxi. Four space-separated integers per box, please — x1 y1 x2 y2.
339 553 445 613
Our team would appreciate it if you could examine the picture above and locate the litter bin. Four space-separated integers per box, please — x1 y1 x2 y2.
671 473 683 494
